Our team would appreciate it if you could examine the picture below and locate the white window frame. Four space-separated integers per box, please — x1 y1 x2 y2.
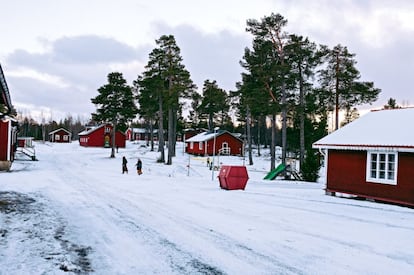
366 151 398 185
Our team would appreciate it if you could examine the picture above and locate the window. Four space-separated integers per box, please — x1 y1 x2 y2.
55 134 60 140
63 135 69 141
199 142 203 150
366 152 397 185
190 142 194 149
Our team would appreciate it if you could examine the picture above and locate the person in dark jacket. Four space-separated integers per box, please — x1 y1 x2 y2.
122 156 128 174
136 158 142 175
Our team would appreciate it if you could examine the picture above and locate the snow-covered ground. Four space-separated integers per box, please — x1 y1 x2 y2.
1 141 413 274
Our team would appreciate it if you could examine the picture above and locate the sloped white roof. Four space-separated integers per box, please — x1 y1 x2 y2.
78 125 102 136
313 108 414 152
185 131 218 142
48 127 71 135
185 130 243 143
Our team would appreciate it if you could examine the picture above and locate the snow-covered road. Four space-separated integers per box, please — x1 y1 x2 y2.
1 142 414 274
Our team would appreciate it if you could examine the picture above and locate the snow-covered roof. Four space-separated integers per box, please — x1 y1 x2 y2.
78 125 102 136
0 63 12 113
185 130 242 143
185 131 218 142
48 127 71 135
313 108 414 152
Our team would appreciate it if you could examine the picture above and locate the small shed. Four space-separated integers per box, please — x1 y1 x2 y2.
78 124 126 148
185 130 244 156
49 127 72 143
218 165 249 190
313 108 414 207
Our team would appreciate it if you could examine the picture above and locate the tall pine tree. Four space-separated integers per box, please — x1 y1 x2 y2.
319 44 380 130
91 72 138 158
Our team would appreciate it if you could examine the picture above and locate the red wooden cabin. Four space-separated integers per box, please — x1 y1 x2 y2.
0 64 18 171
126 127 158 141
313 108 414 207
185 130 244 156
78 124 126 148
49 127 72 143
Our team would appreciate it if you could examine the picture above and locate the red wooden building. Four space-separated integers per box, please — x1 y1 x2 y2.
313 108 414 207
78 124 126 148
49 127 72 143
185 130 244 156
126 127 158 141
0 64 18 171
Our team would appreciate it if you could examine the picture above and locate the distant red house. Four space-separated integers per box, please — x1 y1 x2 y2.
313 108 414 207
0 64 18 171
126 128 158 141
49 128 72 143
185 130 244 156
78 124 126 148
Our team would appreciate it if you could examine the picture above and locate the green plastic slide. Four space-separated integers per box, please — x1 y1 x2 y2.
263 163 286 180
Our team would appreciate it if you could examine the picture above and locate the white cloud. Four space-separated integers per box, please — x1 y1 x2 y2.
7 68 70 88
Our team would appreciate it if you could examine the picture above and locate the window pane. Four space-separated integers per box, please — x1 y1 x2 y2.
388 171 395 180
379 171 385 179
388 154 395 163
380 154 386 162
371 170 376 178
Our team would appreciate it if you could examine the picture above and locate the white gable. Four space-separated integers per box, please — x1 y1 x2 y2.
313 108 414 152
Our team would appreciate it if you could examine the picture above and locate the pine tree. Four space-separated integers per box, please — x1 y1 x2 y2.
284 34 322 168
91 72 138 158
246 13 290 167
133 75 159 151
197 80 230 130
319 44 380 130
137 35 195 164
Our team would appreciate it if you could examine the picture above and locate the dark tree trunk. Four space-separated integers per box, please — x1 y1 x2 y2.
158 97 165 163
270 113 276 171
246 106 253 165
110 121 116 158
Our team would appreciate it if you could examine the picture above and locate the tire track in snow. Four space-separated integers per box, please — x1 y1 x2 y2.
105 193 304 275
49 149 226 274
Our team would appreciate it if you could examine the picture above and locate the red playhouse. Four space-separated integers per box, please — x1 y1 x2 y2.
49 127 72 143
218 165 249 190
313 108 414 207
78 124 126 148
185 130 244 156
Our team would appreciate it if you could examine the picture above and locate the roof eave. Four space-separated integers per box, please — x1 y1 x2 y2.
313 144 414 153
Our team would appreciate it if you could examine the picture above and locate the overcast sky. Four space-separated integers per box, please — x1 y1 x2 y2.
1 0 413 122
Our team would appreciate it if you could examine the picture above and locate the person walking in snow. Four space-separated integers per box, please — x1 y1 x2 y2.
122 156 128 174
136 158 143 175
